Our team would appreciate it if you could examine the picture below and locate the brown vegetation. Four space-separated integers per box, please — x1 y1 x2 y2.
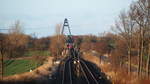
82 51 150 84
49 24 65 59
112 0 150 79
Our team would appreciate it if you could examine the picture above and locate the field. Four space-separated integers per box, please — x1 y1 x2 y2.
3 50 50 76
4 59 41 76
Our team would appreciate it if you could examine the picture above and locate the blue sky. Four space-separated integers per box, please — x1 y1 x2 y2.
0 0 136 37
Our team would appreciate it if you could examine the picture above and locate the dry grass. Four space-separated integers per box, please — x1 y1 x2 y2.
82 52 100 67
82 51 150 84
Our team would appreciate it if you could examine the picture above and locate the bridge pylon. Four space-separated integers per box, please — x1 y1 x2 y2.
61 18 71 36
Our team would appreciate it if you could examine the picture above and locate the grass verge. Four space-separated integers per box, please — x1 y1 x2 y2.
4 59 41 76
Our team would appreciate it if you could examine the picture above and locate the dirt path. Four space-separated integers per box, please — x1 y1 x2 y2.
5 56 34 60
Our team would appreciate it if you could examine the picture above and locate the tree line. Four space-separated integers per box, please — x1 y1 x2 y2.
0 21 115 78
111 0 150 79
1 0 150 80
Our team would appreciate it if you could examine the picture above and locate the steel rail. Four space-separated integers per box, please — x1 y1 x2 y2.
62 57 73 84
62 59 67 84
79 62 90 84
73 50 76 59
80 60 99 84
62 57 69 84
69 61 73 84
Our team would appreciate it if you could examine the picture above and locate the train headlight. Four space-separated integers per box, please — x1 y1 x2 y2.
73 61 77 64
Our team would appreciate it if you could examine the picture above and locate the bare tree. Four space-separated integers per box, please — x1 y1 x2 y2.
146 0 150 79
49 24 65 59
7 20 29 58
114 10 135 74
111 0 150 79
132 0 150 77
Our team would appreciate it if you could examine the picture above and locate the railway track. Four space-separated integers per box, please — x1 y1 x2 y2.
51 53 111 84
79 59 99 84
51 19 111 84
62 57 72 84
